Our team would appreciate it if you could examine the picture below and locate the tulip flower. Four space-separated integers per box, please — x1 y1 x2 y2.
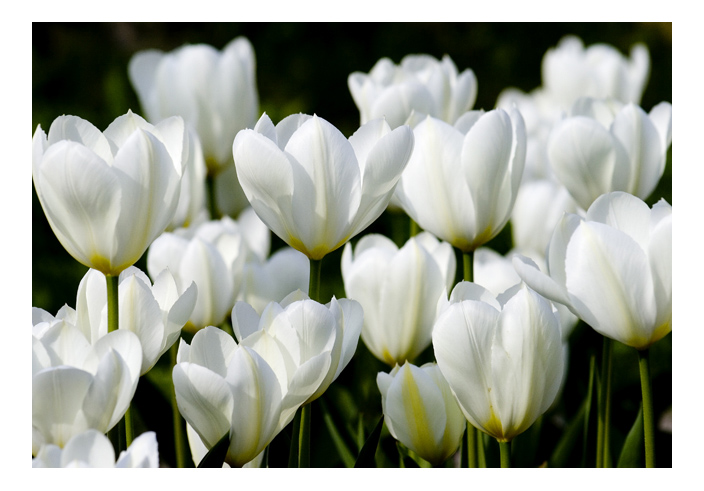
75 266 197 374
232 113 414 260
231 291 363 405
542 35 650 108
32 312 142 454
185 423 264 468
128 38 257 173
395 109 526 252
173 300 360 468
147 216 250 330
432 282 564 447
129 37 259 216
173 330 284 468
341 232 454 365
348 54 477 128
32 430 158 468
547 97 672 210
377 363 465 466
513 191 671 350
32 111 185 276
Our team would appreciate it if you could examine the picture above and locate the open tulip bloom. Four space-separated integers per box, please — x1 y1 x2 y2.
32 111 185 276
513 191 671 350
173 293 362 466
232 113 414 260
395 108 526 252
432 282 564 448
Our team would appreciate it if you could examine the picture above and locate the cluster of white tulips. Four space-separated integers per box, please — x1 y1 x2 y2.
32 32 671 468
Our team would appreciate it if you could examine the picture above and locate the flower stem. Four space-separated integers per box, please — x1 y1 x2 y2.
206 173 219 220
499 440 511 468
106 274 119 333
596 337 613 467
459 250 478 468
171 342 187 468
462 250 474 284
299 403 312 467
309 257 323 303
637 348 655 467
462 424 477 468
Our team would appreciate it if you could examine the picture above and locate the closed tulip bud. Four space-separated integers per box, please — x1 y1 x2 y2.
377 363 465 466
341 232 453 365
32 111 185 276
348 54 477 128
514 191 671 350
233 113 414 260
547 97 672 210
395 109 526 252
433 282 564 442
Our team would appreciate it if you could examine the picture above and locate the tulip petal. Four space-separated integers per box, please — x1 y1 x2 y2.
61 430 116 467
187 326 238 378
35 141 122 273
33 367 93 448
565 221 657 347
173 362 234 449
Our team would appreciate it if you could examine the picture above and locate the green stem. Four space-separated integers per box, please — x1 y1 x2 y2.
299 403 312 468
476 431 486 468
106 274 119 333
171 342 187 468
124 407 133 448
463 250 474 283
499 440 511 468
604 339 613 467
582 354 596 467
206 173 219 220
596 337 612 468
637 348 655 467
309 258 323 303
463 424 477 468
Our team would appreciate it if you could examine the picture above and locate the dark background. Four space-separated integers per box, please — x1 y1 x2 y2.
32 22 672 468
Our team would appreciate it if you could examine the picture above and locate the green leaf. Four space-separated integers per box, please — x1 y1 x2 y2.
319 396 356 467
197 432 230 468
354 415 384 468
549 399 587 468
396 442 420 468
617 405 644 468
288 409 301 468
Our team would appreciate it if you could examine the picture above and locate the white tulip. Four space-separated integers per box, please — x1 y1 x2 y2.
32 111 184 275
233 113 414 259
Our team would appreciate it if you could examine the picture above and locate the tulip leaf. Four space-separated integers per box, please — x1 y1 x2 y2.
396 442 420 468
197 432 230 468
319 396 357 467
354 415 384 468
549 398 587 468
288 409 302 468
617 405 644 468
